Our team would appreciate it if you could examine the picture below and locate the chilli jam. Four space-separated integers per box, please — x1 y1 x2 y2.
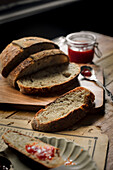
25 142 55 160
81 68 92 77
68 47 94 63
66 32 102 63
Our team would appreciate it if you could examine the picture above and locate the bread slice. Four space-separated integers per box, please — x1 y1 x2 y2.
2 130 64 168
17 62 80 95
31 87 95 132
0 37 59 77
7 49 69 87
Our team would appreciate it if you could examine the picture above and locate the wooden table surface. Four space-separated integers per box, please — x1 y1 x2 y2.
0 31 113 170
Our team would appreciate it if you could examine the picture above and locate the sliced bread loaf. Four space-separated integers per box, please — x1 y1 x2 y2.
0 37 59 77
2 130 64 168
7 49 69 87
31 87 95 132
17 62 80 95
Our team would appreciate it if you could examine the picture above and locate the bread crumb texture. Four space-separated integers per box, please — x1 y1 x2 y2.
37 88 90 123
18 63 79 88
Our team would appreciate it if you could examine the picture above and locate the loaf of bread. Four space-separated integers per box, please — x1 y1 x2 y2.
31 87 95 132
0 37 59 77
2 130 64 168
7 49 69 87
0 36 81 96
17 62 80 95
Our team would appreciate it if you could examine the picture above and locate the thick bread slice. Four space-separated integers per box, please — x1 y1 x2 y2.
31 87 95 132
2 130 64 168
17 62 80 95
7 49 69 87
0 37 59 77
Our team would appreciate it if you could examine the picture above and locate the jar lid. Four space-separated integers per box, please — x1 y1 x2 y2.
66 32 97 47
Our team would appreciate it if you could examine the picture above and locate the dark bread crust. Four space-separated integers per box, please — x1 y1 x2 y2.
17 77 78 95
2 130 64 168
12 37 58 49
7 49 69 87
0 37 59 77
31 87 95 132
0 43 23 77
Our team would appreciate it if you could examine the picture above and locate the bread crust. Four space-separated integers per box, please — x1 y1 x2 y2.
2 130 64 168
31 87 95 132
0 37 59 77
7 49 69 87
17 62 80 95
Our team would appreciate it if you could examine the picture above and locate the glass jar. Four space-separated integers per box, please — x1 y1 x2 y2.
66 32 101 63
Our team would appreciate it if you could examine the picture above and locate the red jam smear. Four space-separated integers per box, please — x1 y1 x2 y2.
81 68 92 77
68 47 94 63
64 158 76 166
26 142 55 160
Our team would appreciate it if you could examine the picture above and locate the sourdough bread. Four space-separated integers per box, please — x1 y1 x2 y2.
2 131 64 168
7 49 69 87
0 37 59 77
31 87 95 132
17 62 80 95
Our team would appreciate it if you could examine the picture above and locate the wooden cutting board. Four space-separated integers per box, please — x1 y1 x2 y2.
0 64 104 111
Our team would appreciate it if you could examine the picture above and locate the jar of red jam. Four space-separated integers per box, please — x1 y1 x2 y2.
66 32 101 63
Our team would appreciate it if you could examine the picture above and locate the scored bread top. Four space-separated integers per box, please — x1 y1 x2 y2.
7 49 69 87
0 37 59 77
12 37 58 49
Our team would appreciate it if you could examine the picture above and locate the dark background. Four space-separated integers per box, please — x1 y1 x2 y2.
0 0 112 52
